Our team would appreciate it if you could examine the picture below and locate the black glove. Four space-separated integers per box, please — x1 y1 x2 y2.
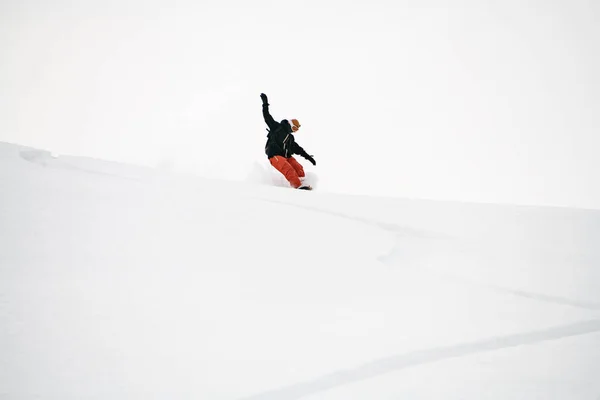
304 154 316 166
260 93 269 106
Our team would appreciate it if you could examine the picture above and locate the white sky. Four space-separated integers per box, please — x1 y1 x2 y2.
1 0 599 208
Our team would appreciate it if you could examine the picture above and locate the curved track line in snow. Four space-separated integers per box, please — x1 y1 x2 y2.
381 239 600 312
258 198 445 239
483 284 600 311
438 271 600 312
240 319 600 400
260 197 600 312
245 195 600 399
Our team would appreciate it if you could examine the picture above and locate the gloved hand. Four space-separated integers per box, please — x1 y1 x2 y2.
304 154 316 166
260 93 269 106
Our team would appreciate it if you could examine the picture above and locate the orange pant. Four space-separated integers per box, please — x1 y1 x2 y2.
269 156 305 188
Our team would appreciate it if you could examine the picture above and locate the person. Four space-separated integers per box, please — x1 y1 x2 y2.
260 93 316 190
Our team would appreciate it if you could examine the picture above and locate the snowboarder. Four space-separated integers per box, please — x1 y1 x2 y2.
260 93 316 190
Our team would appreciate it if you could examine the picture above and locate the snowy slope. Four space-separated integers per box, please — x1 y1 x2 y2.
1 141 599 400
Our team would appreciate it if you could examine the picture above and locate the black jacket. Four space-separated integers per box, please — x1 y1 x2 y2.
262 104 310 160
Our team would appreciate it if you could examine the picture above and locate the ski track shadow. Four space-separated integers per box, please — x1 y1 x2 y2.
240 319 600 400
246 196 600 399
382 235 600 312
260 197 600 312
467 276 600 311
258 198 445 239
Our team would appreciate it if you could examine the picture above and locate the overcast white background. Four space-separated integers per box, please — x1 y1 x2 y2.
1 0 599 208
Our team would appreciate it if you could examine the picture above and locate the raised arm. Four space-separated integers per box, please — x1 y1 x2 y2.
260 93 277 130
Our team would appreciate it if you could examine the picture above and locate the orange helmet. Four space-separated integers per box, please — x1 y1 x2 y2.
290 119 301 132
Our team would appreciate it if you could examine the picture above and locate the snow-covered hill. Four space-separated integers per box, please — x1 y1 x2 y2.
1 141 599 399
